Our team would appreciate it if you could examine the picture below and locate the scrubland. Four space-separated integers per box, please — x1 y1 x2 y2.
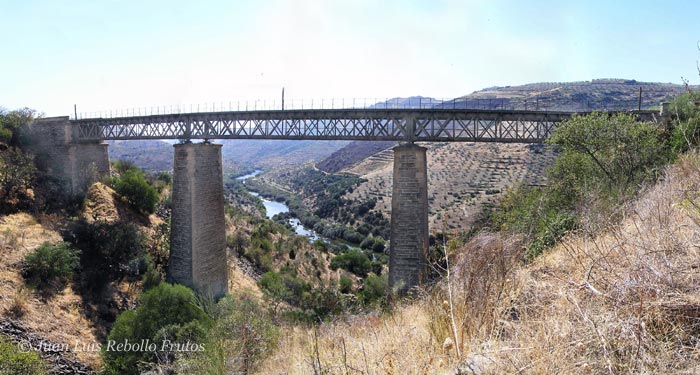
259 152 700 374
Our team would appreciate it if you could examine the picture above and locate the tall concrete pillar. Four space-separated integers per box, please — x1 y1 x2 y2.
168 142 228 298
389 143 429 293
27 117 109 196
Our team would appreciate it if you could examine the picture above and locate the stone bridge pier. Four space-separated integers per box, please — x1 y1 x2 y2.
27 117 110 196
389 143 429 293
167 142 228 298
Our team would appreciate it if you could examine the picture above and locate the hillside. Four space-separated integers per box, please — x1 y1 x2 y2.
107 140 176 172
316 141 396 173
258 151 700 374
220 139 350 172
108 139 349 176
455 78 691 111
345 142 554 231
315 79 687 233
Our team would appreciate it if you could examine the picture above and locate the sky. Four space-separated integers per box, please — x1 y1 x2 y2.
1 0 699 116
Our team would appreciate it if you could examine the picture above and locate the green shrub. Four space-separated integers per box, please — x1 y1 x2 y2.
0 148 37 212
70 221 145 289
156 171 172 184
23 242 80 287
0 336 47 375
359 236 374 250
0 108 35 146
491 112 670 260
258 271 310 307
668 92 700 154
339 275 353 293
175 294 279 374
112 169 159 214
330 250 371 277
548 111 668 198
360 274 387 305
141 255 162 291
112 160 139 174
103 283 209 375
371 237 386 253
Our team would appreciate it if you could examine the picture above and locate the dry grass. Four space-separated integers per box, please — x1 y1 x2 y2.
0 213 103 368
257 304 454 375
258 152 700 374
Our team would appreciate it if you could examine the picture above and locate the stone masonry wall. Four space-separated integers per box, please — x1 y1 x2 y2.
25 117 109 196
389 143 429 293
168 143 227 297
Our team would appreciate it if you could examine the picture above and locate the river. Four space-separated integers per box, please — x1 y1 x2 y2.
236 170 322 241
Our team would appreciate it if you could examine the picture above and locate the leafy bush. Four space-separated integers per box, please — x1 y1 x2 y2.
112 160 139 174
175 293 278 374
339 275 353 293
668 91 700 154
330 250 372 277
0 108 34 146
112 169 159 214
359 274 387 305
0 336 47 375
103 283 209 375
0 148 36 212
23 242 80 287
491 112 669 260
70 221 145 290
548 111 668 198
140 255 162 291
258 271 310 307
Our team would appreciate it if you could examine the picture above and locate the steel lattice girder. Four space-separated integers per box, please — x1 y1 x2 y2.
74 109 660 143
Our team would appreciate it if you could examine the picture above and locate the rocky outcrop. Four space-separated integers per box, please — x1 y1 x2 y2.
80 182 120 223
0 319 93 375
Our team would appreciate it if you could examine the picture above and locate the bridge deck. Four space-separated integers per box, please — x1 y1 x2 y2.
73 108 660 143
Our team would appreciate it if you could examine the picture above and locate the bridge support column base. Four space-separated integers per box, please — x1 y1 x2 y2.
389 143 429 294
168 143 228 298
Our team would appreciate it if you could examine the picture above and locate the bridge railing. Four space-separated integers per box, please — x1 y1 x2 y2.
72 96 661 120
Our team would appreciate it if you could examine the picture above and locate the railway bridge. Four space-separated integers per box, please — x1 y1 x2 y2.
29 107 663 296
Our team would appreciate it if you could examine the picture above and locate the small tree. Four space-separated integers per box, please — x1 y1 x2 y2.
330 250 372 277
112 169 159 214
0 108 35 146
0 148 36 209
103 283 209 375
668 89 700 153
548 112 667 198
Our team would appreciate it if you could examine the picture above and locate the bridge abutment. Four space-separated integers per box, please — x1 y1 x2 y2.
389 143 429 293
168 142 228 298
27 117 109 197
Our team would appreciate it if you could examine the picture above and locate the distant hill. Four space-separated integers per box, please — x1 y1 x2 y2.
107 140 175 172
369 96 442 109
318 79 692 232
219 140 350 172
108 139 349 176
451 78 691 111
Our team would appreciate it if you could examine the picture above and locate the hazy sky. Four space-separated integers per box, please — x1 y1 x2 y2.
1 0 698 116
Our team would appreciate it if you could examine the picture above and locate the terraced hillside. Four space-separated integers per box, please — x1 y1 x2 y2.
456 78 691 110
323 79 687 233
344 142 555 232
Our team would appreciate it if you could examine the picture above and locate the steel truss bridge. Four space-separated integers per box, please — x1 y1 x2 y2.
74 108 661 143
